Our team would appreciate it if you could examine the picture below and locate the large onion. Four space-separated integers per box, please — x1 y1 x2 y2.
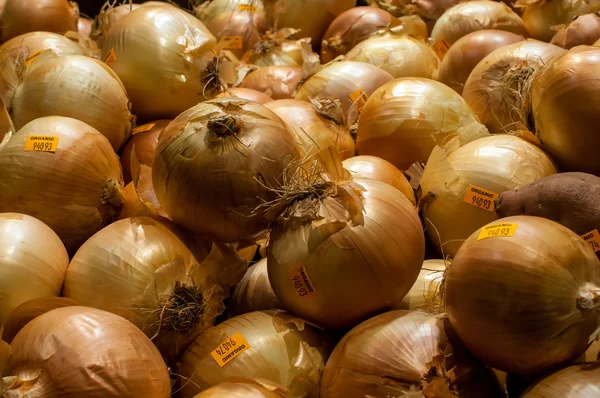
551 13 600 49
0 116 124 253
431 1 528 46
356 77 489 171
152 98 299 243
522 363 600 397
438 29 524 94
394 259 445 311
206 11 262 59
446 216 600 375
240 65 302 100
216 87 273 103
3 306 171 397
419 135 557 258
120 119 170 184
177 310 333 397
320 310 505 397
228 259 281 317
193 379 289 398
194 0 269 31
462 40 564 135
0 213 68 323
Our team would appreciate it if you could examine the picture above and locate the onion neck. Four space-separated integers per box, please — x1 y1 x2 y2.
101 178 124 207
577 283 600 311
207 115 240 138
311 97 345 125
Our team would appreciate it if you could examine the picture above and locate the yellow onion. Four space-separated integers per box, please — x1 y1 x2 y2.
345 33 440 79
11 54 134 151
121 119 170 184
0 213 68 323
194 0 269 31
0 116 124 253
320 7 400 63
207 11 262 59
431 1 528 46
77 17 92 38
462 40 564 135
241 29 315 68
342 155 416 205
240 65 302 100
551 13 600 49
446 216 600 375
438 29 525 94
419 135 556 258
264 98 355 160
153 98 299 243
3 306 171 397
216 87 273 103
177 310 333 397
368 0 459 32
356 78 489 171
394 259 446 311
228 258 281 317
193 379 288 398
320 310 505 397
532 46 600 175
0 0 79 42
522 363 600 397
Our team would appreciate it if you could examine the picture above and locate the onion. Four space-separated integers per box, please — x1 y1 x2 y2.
206 11 262 59
240 65 302 100
394 259 445 311
241 29 315 68
194 0 269 31
320 7 400 63
121 120 170 184
216 87 273 103
264 98 355 160
342 155 416 205
0 116 124 253
0 0 79 42
3 306 171 397
356 77 489 171
320 310 505 397
193 379 288 398
152 98 299 243
368 0 460 32
532 46 600 175
438 29 525 94
344 32 440 79
446 215 600 375
77 17 92 38
522 363 600 397
462 40 564 135
551 13 600 49
177 310 333 397
420 135 557 258
11 54 134 151
228 259 281 317
431 1 528 46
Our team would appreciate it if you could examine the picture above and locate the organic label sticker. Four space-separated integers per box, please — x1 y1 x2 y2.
238 4 256 12
478 223 518 241
288 264 315 297
210 332 250 367
133 123 155 134
463 184 499 212
349 89 369 113
220 36 243 50
581 229 600 253
433 37 449 59
103 48 117 66
24 136 59 153
24 50 44 68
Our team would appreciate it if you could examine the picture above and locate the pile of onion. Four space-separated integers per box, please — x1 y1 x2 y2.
240 65 302 100
228 259 281 318
521 363 600 397
551 13 600 49
356 77 489 171
216 87 273 103
446 216 600 375
320 310 505 397
2 306 171 397
0 116 124 253
194 379 289 398
177 310 333 397
462 40 564 135
393 259 446 311
207 11 262 59
241 29 314 68
194 0 270 31
120 120 170 184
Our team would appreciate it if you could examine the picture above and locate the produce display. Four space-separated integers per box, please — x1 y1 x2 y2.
2 0 600 397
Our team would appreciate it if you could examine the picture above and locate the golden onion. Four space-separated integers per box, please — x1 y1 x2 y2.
551 13 600 49
446 216 600 375
216 87 273 103
522 363 600 397
394 259 446 311
241 29 314 68
193 379 288 398
206 11 262 59
120 119 170 184
0 116 124 253
240 65 302 100
462 40 564 135
356 77 489 171
228 258 281 317
194 0 269 31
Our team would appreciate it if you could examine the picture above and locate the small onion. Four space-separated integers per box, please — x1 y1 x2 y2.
356 78 489 171
216 87 273 103
446 216 600 375
551 13 600 49
120 120 170 184
431 1 528 46
342 155 416 205
241 30 314 68
462 40 564 135
194 0 269 31
394 259 446 311
193 379 289 398
438 29 525 94
228 258 281 317
320 310 505 397
240 65 302 100
522 363 600 397
177 310 333 397
0 116 124 253
3 306 171 397
207 11 262 59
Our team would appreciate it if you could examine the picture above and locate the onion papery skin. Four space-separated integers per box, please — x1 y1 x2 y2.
228 258 282 318
522 363 600 397
268 177 424 330
438 29 524 94
532 46 600 175
101 5 218 120
5 306 171 397
342 155 416 205
153 98 299 243
178 310 333 397
431 1 528 46
320 7 400 63
356 77 489 171
446 216 600 375
0 213 68 323
0 116 124 253
345 33 440 79
207 11 262 59
551 13 600 49
264 99 355 160
193 379 289 398
320 310 505 398
11 54 134 151
240 65 302 100
216 87 273 103
462 40 564 135
0 0 79 42
194 0 269 32
121 119 170 184
419 135 557 258
394 259 445 311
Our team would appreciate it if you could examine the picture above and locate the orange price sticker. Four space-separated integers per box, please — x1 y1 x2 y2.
103 48 117 67
349 88 369 113
463 184 499 213
24 135 59 153
210 332 250 367
581 229 600 253
288 264 315 298
433 37 450 59
478 223 518 241
133 123 155 134
220 36 243 50
24 50 44 68
237 4 256 12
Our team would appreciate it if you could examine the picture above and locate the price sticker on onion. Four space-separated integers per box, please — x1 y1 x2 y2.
219 36 243 50
349 89 369 113
288 264 315 297
133 123 155 134
24 50 44 68
210 332 250 367
24 136 59 153
478 223 518 240
103 48 117 67
237 4 256 12
463 184 499 212
581 229 600 253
